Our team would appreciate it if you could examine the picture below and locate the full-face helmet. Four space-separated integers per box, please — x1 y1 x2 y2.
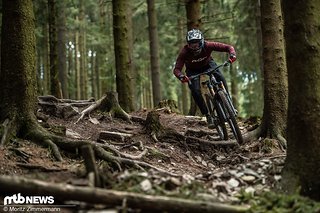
186 29 204 55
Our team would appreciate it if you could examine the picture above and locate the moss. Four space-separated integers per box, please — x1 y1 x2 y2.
260 138 278 153
238 190 320 213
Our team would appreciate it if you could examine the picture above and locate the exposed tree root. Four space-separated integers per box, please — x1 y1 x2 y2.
76 92 131 124
0 119 11 146
94 145 178 176
144 110 184 143
15 163 67 172
0 175 249 213
101 142 148 160
186 136 238 147
243 124 287 151
20 120 179 177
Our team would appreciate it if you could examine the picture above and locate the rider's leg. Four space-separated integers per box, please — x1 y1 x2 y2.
213 70 230 95
208 60 230 94
187 76 214 128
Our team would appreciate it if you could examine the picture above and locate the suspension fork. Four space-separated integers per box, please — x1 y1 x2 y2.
218 82 237 115
207 82 215 97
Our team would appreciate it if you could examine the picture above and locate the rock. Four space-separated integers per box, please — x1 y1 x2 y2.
140 179 152 192
201 160 208 167
227 178 240 188
194 156 202 162
241 175 256 183
182 173 195 184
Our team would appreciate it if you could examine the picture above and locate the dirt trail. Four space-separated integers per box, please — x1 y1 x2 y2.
0 108 285 211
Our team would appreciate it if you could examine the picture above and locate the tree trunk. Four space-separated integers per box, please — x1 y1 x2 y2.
281 0 320 201
112 0 134 112
57 0 67 99
79 0 87 99
147 0 162 107
0 0 37 140
247 0 287 146
127 1 135 109
177 10 189 115
185 0 202 115
48 0 62 98
75 20 81 100
185 0 201 29
67 36 75 99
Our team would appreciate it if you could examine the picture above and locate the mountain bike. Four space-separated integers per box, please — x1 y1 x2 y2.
188 61 244 144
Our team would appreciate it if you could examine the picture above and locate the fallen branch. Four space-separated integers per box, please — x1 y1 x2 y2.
0 175 249 213
186 136 238 147
101 143 148 160
98 131 133 142
81 145 101 187
76 92 131 124
15 163 67 172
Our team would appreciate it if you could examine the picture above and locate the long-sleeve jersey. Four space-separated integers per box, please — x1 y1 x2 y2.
173 41 236 77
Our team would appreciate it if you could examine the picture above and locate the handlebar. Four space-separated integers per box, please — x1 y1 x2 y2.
187 61 230 85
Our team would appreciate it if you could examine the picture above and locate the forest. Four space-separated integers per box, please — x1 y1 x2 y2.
0 0 319 212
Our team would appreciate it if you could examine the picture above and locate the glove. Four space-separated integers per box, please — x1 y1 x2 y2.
178 75 189 83
228 53 236 63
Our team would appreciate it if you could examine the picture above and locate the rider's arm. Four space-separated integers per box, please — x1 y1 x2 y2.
206 41 236 56
173 47 187 78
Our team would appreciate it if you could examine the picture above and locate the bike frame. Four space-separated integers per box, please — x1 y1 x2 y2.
187 61 243 143
188 61 235 117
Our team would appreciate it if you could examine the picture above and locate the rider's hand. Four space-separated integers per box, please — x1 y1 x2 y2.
178 75 189 83
228 53 236 63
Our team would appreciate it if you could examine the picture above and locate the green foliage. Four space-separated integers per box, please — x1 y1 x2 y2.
238 190 320 213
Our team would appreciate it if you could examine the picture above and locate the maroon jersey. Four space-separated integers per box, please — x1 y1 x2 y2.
173 41 236 77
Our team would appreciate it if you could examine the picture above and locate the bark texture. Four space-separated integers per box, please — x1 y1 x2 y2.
147 0 162 107
281 0 320 201
246 0 287 147
48 0 62 98
112 0 134 112
0 0 37 141
185 0 202 116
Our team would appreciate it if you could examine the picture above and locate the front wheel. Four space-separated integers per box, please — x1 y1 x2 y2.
218 91 244 144
205 94 228 140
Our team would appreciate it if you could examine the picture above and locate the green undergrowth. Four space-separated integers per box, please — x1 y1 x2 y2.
238 190 320 213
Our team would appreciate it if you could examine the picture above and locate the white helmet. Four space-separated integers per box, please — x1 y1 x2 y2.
186 29 204 54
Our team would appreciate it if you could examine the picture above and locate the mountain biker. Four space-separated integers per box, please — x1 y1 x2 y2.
173 29 236 128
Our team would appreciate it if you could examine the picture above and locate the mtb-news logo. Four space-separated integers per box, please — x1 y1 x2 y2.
4 193 54 205
2 193 60 212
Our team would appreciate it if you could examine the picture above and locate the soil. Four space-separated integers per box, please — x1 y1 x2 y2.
0 106 286 212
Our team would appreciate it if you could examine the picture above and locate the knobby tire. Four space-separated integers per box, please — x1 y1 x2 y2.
218 91 244 144
205 95 228 140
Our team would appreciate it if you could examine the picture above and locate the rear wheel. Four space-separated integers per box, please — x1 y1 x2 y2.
205 94 228 140
218 91 244 144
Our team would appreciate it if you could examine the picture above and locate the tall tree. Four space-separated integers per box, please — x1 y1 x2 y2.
177 10 189 114
247 0 287 146
57 0 68 98
147 0 162 107
79 0 88 99
0 0 39 143
48 0 62 98
281 0 320 201
185 0 202 115
112 0 134 112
